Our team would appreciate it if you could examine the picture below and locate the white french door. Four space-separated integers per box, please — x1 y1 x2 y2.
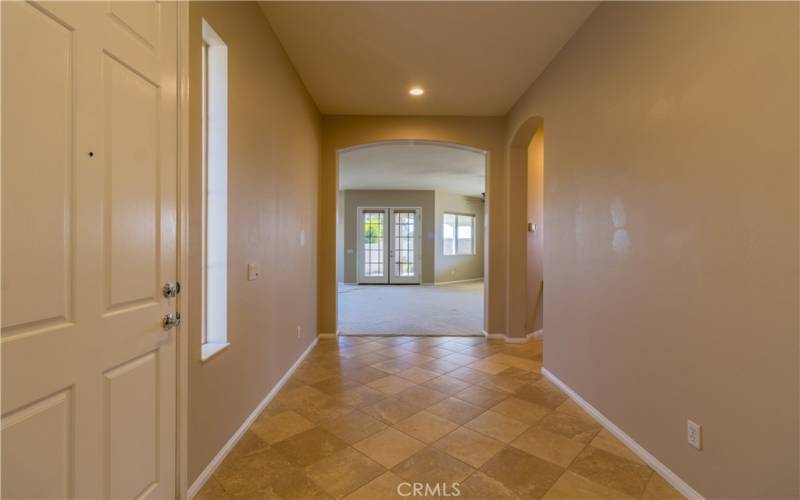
1 2 178 498
357 207 421 284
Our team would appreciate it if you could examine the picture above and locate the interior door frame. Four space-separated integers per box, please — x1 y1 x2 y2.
388 207 422 284
177 2 190 498
356 207 390 284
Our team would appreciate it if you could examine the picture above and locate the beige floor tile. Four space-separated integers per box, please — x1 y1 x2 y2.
250 411 315 444
490 396 552 425
371 358 417 375
396 366 440 383
480 446 565 498
423 375 471 395
269 469 334 500
395 385 449 410
641 473 684 499
337 385 386 408
448 366 489 384
440 353 480 366
568 446 653 498
511 428 586 468
469 358 510 375
367 375 417 395
426 397 486 425
306 447 385 498
538 410 602 444
454 385 508 408
227 430 270 459
311 377 362 396
590 429 646 465
543 470 634 499
418 358 465 374
295 397 354 425
270 385 331 412
457 471 517 499
479 373 529 394
195 476 232 500
214 448 296 498
433 426 505 468
363 397 420 424
343 471 406 500
391 447 474 484
353 428 425 468
272 427 349 467
392 410 459 443
321 409 387 444
464 410 529 443
514 382 569 409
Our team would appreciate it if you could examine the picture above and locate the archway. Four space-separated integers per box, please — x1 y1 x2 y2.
334 140 490 335
507 116 544 340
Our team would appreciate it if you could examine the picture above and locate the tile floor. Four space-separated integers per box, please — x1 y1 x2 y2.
196 336 683 499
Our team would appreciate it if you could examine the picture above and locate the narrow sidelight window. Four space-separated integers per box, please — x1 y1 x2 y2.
201 19 229 360
443 213 476 256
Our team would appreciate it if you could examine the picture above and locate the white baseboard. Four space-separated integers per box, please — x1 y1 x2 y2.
481 330 541 344
541 368 703 500
187 338 319 499
434 278 483 286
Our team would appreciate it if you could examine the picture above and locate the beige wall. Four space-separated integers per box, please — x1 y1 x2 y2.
525 129 544 334
434 191 485 283
506 2 798 497
341 190 436 284
319 116 506 335
188 2 320 484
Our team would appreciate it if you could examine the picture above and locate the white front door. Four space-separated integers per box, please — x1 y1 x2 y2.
1 2 178 498
356 207 421 284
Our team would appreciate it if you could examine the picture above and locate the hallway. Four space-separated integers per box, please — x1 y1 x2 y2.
337 282 484 335
196 336 680 499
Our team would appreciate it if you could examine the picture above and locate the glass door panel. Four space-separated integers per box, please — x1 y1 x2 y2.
357 208 388 283
390 208 421 284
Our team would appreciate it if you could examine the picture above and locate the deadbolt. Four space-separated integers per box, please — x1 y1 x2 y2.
162 312 181 330
162 282 181 298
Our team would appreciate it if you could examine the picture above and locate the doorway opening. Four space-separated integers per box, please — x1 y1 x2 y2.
336 141 487 336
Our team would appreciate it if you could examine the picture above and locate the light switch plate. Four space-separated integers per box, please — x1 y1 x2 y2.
687 419 702 450
247 263 260 281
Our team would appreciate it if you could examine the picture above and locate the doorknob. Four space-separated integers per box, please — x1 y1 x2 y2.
162 312 181 330
162 281 181 298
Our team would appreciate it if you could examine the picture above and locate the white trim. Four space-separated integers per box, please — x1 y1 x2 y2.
541 368 704 500
176 2 190 497
187 338 319 499
433 278 483 286
481 330 540 344
338 332 482 337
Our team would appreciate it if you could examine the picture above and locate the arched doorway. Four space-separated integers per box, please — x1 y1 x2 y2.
507 117 544 340
334 140 490 335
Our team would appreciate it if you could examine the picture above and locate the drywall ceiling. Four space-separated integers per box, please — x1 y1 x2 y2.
339 142 485 196
258 1 597 115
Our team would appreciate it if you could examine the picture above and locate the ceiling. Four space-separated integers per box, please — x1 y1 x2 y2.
258 2 597 116
339 142 486 197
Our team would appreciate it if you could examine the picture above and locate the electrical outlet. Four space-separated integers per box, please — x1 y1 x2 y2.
296 326 301 339
687 419 702 450
247 264 260 281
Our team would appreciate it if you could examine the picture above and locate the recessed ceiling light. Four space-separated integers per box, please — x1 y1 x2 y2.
409 87 425 96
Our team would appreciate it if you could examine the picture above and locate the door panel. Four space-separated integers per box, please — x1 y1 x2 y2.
390 209 421 284
1 0 75 333
1 2 178 498
357 208 388 284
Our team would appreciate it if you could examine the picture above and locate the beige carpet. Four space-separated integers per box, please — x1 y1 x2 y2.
337 281 484 335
